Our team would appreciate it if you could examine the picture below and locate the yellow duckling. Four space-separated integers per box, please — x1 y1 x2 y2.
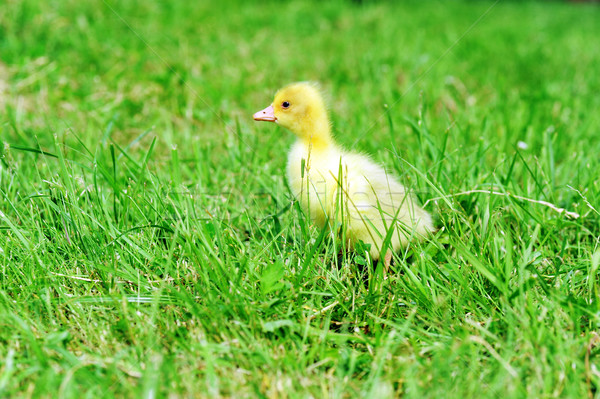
254 82 433 265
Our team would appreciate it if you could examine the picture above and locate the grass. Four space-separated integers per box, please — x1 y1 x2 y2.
1 0 599 397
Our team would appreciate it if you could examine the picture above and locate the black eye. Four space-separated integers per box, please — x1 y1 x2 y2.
282 101 290 109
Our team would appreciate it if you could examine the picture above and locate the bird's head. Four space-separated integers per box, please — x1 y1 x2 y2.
254 82 331 144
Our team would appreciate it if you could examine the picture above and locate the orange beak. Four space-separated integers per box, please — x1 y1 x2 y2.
253 105 276 122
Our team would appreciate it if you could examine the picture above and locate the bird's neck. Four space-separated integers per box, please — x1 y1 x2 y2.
298 116 332 151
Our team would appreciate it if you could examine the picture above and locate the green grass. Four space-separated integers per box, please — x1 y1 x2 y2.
1 0 600 397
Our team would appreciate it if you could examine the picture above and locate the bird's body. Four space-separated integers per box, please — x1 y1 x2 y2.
254 82 433 262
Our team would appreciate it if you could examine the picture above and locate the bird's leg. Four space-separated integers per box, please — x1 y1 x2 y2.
383 250 392 271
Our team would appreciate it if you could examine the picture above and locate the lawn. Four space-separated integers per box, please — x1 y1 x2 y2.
1 0 599 397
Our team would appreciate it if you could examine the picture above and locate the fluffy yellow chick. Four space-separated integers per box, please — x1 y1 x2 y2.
254 82 433 264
